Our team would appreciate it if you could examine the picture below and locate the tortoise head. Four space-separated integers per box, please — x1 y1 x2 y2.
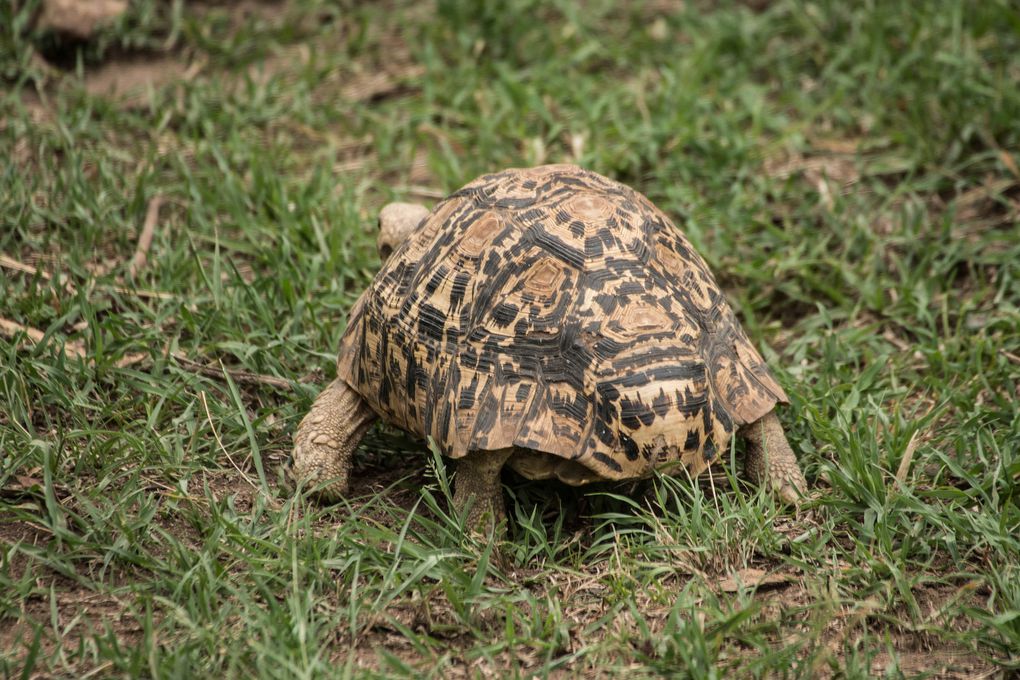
377 202 430 262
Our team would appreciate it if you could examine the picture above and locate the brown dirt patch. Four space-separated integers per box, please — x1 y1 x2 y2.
35 0 127 41
82 56 191 105
763 138 864 212
0 586 150 678
0 513 152 677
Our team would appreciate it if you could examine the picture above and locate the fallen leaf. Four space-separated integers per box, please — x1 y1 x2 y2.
716 568 794 593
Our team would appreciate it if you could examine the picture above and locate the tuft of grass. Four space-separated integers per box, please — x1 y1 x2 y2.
2 0 1019 676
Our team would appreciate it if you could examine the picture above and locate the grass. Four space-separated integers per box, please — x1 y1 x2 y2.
2 0 1019 676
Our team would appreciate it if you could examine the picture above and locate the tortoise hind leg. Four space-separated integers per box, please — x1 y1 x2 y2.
739 411 807 505
452 448 513 533
291 378 376 500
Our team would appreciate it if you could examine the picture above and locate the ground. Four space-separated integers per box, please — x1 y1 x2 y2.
1 0 1019 677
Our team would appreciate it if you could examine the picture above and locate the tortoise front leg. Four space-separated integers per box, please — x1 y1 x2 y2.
739 411 807 505
291 378 376 500
452 448 513 533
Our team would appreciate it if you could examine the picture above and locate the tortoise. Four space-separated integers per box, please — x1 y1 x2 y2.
291 165 807 528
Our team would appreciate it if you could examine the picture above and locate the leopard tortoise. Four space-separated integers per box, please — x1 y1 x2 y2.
292 164 807 528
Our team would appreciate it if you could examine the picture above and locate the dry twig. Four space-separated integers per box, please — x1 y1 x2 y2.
172 353 293 390
1 251 173 299
0 317 47 345
1000 349 1020 365
0 316 86 359
129 196 163 278
0 253 76 294
0 254 42 277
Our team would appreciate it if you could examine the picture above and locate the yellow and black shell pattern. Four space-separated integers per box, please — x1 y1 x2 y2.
337 165 787 485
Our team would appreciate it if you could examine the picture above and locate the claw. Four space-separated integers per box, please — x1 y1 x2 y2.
777 481 804 506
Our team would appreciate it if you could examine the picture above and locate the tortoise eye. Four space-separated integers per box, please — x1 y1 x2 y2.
380 244 393 261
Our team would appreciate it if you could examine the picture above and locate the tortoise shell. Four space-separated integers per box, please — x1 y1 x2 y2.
337 165 787 484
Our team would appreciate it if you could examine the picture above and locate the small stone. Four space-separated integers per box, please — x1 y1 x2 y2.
648 17 669 42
